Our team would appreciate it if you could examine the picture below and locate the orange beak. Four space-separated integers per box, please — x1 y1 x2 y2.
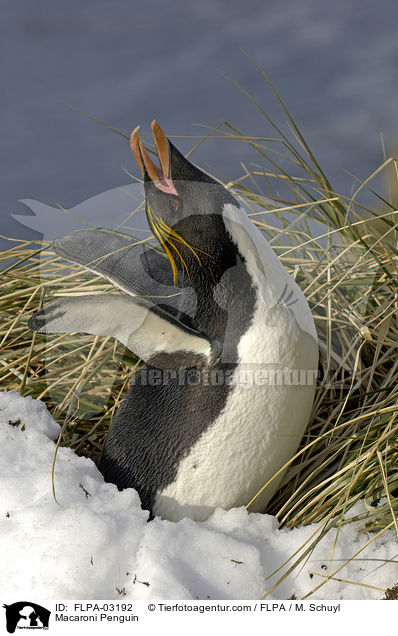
130 121 178 196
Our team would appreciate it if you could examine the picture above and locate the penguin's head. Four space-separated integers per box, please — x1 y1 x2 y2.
130 121 239 281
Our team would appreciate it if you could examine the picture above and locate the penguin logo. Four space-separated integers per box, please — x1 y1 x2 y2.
3 602 51 633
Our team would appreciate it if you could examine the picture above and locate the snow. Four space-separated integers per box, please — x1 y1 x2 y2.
0 390 396 600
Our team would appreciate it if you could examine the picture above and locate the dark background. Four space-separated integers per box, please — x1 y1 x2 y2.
2 0 398 247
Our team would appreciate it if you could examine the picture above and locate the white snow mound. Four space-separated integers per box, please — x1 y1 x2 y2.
0 391 396 600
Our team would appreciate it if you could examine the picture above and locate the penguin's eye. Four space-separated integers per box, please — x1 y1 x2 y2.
169 199 179 212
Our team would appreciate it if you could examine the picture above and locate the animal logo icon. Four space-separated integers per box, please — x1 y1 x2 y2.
3 602 50 633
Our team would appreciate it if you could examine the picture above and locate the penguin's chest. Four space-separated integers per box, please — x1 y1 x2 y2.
153 294 317 522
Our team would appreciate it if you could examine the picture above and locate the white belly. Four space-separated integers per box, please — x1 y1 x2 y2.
153 294 318 522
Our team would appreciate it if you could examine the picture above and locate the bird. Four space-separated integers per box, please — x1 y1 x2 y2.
29 120 318 522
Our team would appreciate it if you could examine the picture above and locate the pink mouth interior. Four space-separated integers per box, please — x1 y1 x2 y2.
154 168 178 196
151 156 178 196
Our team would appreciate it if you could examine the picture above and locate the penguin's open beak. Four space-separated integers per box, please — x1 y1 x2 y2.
130 121 178 196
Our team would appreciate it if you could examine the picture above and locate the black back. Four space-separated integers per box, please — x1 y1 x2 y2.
99 218 257 514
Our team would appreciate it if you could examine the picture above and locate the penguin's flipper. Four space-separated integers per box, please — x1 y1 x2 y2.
28 294 217 370
53 230 195 316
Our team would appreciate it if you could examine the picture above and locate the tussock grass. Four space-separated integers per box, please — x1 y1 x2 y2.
0 76 397 598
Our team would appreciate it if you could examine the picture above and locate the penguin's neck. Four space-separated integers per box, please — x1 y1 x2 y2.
177 247 237 296
175 248 257 343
